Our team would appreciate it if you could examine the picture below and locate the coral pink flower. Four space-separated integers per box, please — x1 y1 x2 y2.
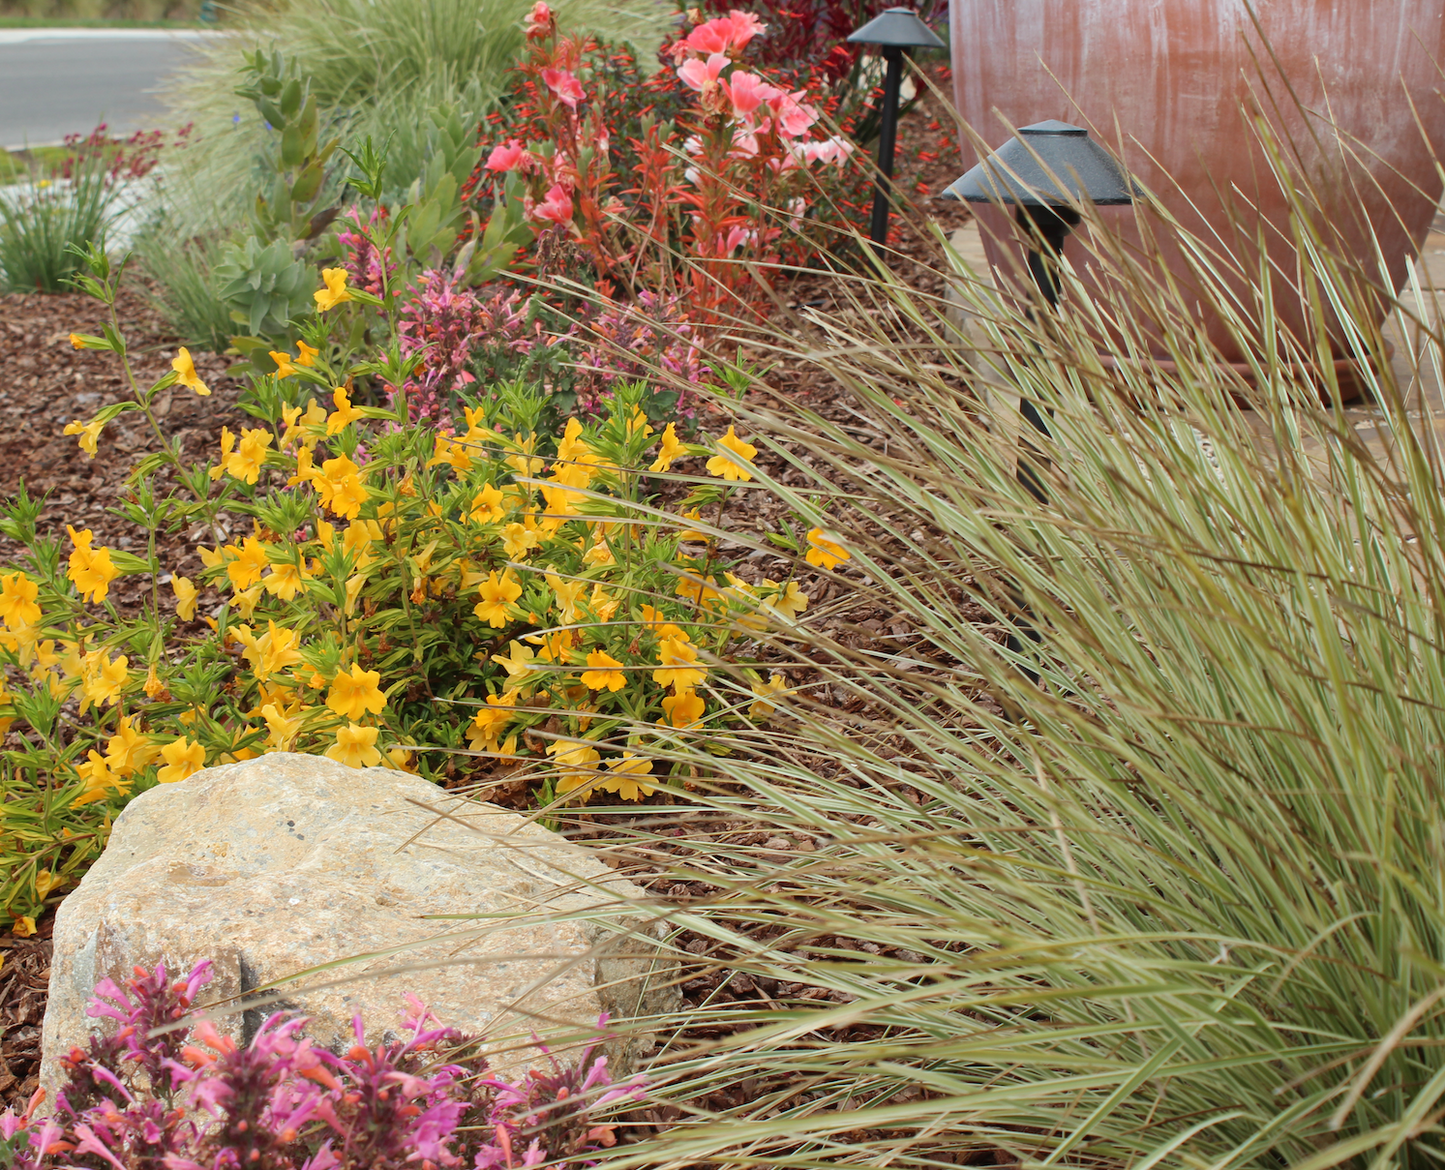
533 183 574 225
485 139 531 172
541 67 586 109
723 70 781 119
678 51 729 93
725 10 767 50
524 1 554 39
686 10 766 55
767 88 819 137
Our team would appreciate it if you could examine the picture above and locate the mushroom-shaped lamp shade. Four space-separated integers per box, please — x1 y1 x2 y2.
846 7 945 49
942 121 1136 207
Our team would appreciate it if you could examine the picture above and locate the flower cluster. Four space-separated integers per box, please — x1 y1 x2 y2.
0 961 642 1169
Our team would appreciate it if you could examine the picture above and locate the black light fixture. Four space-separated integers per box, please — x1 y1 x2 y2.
942 120 1134 307
847 8 945 251
941 122 1135 705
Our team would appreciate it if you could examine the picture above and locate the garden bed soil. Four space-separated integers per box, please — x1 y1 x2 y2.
0 92 990 1146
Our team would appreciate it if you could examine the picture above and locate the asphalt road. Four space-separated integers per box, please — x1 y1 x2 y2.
0 29 217 150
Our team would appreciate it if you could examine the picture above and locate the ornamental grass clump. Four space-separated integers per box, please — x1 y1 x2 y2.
0 960 640 1168
470 116 1445 1168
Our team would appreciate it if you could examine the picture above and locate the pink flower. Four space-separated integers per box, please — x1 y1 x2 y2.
767 88 819 137
524 1 553 39
678 51 729 93
803 134 855 165
725 10 767 50
541 67 586 109
686 16 733 54
723 70 781 119
485 139 531 172
532 182 574 225
685 10 766 55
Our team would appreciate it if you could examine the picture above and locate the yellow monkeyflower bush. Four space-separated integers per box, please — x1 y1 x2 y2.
0 243 838 928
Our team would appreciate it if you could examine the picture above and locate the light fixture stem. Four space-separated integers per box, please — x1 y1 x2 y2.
867 46 906 248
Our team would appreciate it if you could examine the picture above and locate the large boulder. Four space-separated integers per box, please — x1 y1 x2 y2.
41 754 677 1104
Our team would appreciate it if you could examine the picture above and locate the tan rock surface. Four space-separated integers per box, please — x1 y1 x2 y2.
41 754 676 1104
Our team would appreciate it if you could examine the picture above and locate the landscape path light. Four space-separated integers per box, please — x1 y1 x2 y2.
847 7 945 251
941 119 1136 441
941 120 1136 702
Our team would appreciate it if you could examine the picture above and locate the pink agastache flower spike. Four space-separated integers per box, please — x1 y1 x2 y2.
541 67 586 109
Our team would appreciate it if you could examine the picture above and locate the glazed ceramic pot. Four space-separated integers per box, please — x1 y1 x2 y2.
949 0 1445 380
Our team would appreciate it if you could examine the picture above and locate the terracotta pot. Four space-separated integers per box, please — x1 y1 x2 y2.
949 0 1445 383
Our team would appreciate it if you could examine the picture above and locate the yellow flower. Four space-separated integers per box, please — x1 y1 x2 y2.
547 739 602 795
68 332 84 349
11 916 35 937
260 703 305 752
491 640 537 680
0 573 40 630
143 661 165 699
555 417 596 467
599 752 655 801
468 483 507 525
474 569 522 628
235 621 305 681
227 536 272 591
326 723 382 768
468 687 521 751
750 674 789 720
426 434 474 475
501 519 541 560
224 427 274 485
326 662 387 720
653 636 707 689
231 582 263 619
583 530 615 566
104 715 158 777
71 750 129 807
296 340 320 367
660 687 706 728
66 527 119 604
504 433 545 478
81 652 128 709
581 649 627 692
314 267 354 312
649 423 687 473
546 571 587 624
171 575 199 621
676 572 725 609
314 454 368 519
157 736 205 783
706 426 756 482
64 416 105 457
525 627 574 662
805 527 850 570
589 582 620 623
172 347 210 396
269 350 297 377
763 578 808 619
263 559 308 601
326 386 365 435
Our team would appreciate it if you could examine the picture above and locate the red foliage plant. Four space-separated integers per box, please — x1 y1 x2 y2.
463 2 878 329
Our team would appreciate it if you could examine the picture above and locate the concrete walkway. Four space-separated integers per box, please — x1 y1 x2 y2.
0 29 218 150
